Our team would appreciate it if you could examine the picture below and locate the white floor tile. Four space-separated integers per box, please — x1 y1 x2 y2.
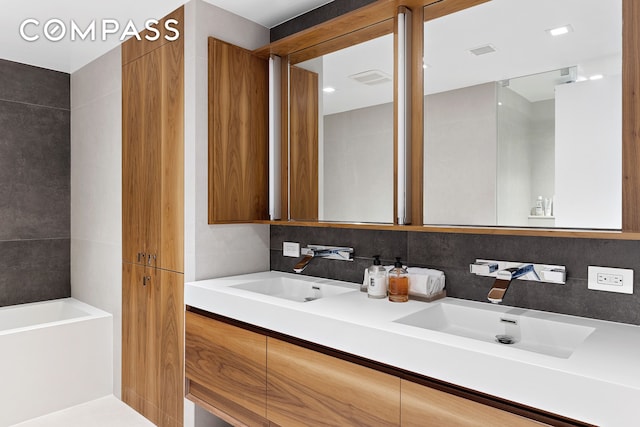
11 395 155 427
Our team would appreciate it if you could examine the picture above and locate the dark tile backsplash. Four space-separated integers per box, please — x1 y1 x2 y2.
0 59 70 307
270 225 640 325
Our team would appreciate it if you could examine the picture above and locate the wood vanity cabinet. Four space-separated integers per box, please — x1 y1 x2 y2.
401 380 546 427
208 37 269 223
266 337 400 426
185 312 268 426
185 312 559 427
122 264 184 427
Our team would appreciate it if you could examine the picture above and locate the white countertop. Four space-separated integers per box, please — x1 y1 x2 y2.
185 271 640 426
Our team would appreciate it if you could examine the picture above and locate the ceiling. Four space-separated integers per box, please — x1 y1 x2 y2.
0 0 331 74
299 0 622 115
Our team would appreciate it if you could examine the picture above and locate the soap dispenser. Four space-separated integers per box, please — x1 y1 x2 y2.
367 255 388 299
388 257 409 303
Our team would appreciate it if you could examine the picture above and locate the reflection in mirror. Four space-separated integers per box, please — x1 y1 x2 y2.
423 0 622 229
296 33 394 223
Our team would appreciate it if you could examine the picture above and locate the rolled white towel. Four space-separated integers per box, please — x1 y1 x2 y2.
407 267 445 297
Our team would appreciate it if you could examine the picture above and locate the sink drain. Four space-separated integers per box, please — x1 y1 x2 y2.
495 334 516 345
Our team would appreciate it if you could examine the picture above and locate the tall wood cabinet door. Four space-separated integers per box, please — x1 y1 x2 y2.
157 40 184 274
185 312 268 426
122 46 162 267
267 338 400 426
289 65 319 221
122 59 148 266
122 263 161 424
157 270 184 427
400 380 546 427
208 37 269 223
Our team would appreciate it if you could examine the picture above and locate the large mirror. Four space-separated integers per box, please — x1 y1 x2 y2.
293 29 395 224
423 0 622 229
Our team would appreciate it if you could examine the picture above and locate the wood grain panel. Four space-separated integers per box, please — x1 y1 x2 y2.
253 1 398 59
208 38 269 223
422 0 490 22
122 6 184 65
122 58 146 265
122 264 160 420
289 65 319 221
289 19 394 65
159 270 184 427
410 6 424 225
266 338 401 426
401 380 546 427
185 311 267 419
142 47 162 269
622 0 640 232
158 39 184 272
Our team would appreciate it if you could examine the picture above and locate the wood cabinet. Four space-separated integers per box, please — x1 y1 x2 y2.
289 65 319 221
185 312 268 426
267 337 400 426
121 6 184 427
185 312 577 427
122 264 184 427
208 37 269 223
400 380 546 427
122 15 184 273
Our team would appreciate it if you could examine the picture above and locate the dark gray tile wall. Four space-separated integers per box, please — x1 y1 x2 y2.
270 0 378 42
0 59 70 307
270 225 640 325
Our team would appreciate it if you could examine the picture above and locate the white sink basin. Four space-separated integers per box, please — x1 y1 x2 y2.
231 276 356 303
394 300 595 358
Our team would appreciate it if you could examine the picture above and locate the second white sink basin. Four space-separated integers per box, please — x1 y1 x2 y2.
394 300 595 358
231 276 356 303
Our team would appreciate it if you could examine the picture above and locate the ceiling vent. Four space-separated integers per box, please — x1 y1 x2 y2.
468 44 496 56
349 70 392 86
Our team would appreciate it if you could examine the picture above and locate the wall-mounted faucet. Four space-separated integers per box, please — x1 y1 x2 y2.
470 259 566 304
293 245 354 273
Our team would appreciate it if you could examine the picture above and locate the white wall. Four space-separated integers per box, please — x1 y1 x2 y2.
183 1 270 426
322 103 394 223
424 82 497 225
555 76 622 229
496 85 532 226
70 45 122 397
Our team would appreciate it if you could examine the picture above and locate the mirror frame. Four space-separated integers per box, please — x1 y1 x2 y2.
253 0 640 239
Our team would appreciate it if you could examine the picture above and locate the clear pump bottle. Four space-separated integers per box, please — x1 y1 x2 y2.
388 257 409 303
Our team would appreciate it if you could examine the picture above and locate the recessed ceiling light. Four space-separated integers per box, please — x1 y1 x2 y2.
589 74 604 81
547 25 573 37
576 76 588 82
323 87 335 93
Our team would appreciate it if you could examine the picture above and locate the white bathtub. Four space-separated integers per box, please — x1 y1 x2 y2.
0 298 113 426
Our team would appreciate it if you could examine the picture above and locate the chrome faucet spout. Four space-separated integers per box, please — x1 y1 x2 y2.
293 254 314 273
292 245 354 273
488 264 538 304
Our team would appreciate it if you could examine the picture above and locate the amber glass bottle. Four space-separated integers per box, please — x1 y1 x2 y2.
388 257 409 302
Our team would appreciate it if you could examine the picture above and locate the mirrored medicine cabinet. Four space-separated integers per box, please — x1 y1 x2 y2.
259 0 639 234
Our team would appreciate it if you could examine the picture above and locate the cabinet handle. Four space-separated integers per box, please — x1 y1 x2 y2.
143 276 151 286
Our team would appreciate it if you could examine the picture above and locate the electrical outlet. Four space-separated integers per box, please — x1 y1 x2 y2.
588 266 633 294
283 242 300 257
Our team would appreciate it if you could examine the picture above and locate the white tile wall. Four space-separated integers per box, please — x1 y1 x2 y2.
70 44 123 398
